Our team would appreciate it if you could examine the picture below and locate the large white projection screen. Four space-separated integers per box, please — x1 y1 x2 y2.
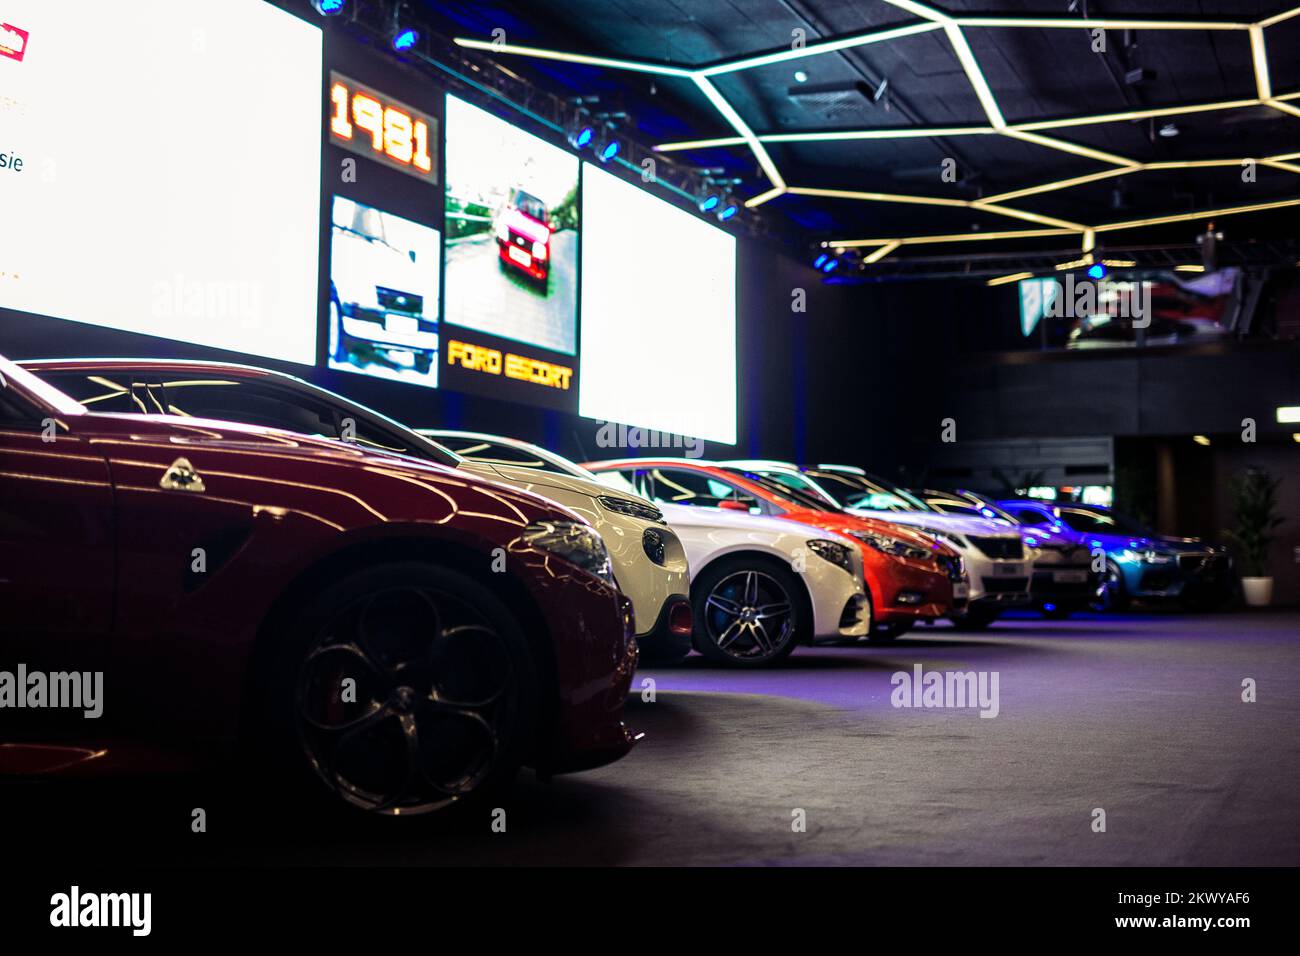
0 1 322 364
580 164 737 445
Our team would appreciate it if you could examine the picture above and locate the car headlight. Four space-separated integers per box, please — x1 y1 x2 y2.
495 222 509 242
849 530 933 561
521 520 614 584
642 528 666 565
807 539 853 573
597 494 665 524
532 240 548 261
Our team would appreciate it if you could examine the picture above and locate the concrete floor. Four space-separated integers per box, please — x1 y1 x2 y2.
15 610 1300 866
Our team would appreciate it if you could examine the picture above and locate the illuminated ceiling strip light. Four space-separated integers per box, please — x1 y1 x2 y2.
1011 99 1261 132
761 125 995 143
1267 99 1300 119
1258 5 1300 28
882 0 951 22
451 37 694 76
1277 92 1300 102
862 241 901 264
1144 159 1243 170
986 271 1034 286
1262 159 1300 174
698 22 942 76
1093 197 1300 233
1055 257 1092 270
981 168 1131 204
1102 259 1138 267
1269 150 1300 161
1082 228 1096 253
1175 264 1206 272
1250 26 1272 99
830 227 1075 248
653 135 747 152
692 75 786 189
745 185 786 208
1003 129 1138 167
788 186 968 207
956 16 1248 31
944 24 1005 128
971 202 1087 231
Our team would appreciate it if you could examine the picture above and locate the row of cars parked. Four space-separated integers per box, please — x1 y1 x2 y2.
0 352 1234 820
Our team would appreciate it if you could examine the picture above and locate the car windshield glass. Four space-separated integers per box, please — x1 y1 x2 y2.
805 470 934 512
722 468 839 512
1056 507 1152 536
429 434 588 478
513 191 547 222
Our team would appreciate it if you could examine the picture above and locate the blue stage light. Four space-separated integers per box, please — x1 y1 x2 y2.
392 27 419 52
312 0 347 15
1087 263 1107 280
718 203 738 221
813 254 828 269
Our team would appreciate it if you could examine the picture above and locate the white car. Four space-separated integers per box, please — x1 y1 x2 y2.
585 467 870 667
725 461 1031 629
421 431 692 661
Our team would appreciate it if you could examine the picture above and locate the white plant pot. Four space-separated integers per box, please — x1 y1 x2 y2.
1241 577 1273 607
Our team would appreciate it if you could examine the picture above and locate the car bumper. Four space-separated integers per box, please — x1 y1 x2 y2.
635 594 694 660
1029 565 1098 607
864 555 955 624
340 311 439 351
498 238 549 279
964 553 1031 605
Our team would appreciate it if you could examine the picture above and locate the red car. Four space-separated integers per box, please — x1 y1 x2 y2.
496 188 552 285
0 354 636 817
584 459 962 640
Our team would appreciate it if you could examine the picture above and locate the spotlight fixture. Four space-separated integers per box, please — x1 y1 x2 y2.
592 124 621 163
567 111 595 150
696 178 722 213
312 0 347 15
794 70 808 83
821 257 839 273
1087 263 1107 279
390 4 418 52
1193 435 1211 446
718 201 739 221
1158 122 1180 137
813 253 829 269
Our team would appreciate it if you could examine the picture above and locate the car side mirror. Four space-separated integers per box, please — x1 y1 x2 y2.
719 498 755 512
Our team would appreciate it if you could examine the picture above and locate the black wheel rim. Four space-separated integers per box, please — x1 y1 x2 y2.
295 585 516 816
702 570 795 662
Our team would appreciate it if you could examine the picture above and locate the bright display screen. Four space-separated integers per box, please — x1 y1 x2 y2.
329 72 437 183
443 95 579 356
329 197 441 388
0 0 322 364
579 163 737 445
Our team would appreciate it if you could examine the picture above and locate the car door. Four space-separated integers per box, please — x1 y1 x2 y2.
0 386 115 644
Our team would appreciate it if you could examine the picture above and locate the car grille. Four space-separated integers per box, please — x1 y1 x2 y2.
982 576 1029 593
1178 553 1228 573
839 595 866 628
970 536 1024 559
376 286 423 316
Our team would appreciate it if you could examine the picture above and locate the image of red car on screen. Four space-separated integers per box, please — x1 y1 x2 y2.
496 188 552 288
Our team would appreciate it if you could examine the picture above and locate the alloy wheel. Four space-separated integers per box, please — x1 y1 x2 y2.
294 585 516 816
702 570 795 663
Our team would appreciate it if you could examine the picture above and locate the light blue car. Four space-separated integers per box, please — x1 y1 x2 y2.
995 500 1234 610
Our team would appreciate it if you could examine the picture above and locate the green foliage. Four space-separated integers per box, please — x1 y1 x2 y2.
1222 468 1285 577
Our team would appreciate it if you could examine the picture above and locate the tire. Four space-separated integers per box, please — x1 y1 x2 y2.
691 557 808 667
868 619 914 644
251 562 537 821
1094 561 1129 611
948 606 1000 630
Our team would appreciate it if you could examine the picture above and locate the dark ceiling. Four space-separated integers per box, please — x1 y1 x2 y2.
415 0 1300 254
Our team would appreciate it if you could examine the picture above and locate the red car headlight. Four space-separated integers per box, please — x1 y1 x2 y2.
532 240 548 261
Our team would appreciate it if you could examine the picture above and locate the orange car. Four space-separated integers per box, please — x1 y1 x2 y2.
584 459 964 641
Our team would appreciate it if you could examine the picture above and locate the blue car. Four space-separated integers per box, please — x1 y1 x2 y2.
995 500 1234 610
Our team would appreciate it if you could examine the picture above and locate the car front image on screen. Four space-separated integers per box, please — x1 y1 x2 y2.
328 197 441 388
0 0 321 364
443 95 579 355
579 163 737 446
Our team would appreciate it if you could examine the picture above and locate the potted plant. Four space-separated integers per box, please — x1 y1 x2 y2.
1223 468 1285 607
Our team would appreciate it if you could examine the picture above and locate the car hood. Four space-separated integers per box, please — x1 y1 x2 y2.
657 501 846 540
846 508 1019 539
70 413 582 522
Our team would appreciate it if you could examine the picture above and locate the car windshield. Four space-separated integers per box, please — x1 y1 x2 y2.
513 190 547 222
1055 507 1153 537
425 433 591 479
721 468 840 512
803 469 934 512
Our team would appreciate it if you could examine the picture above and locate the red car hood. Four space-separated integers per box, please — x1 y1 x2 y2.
503 207 550 243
